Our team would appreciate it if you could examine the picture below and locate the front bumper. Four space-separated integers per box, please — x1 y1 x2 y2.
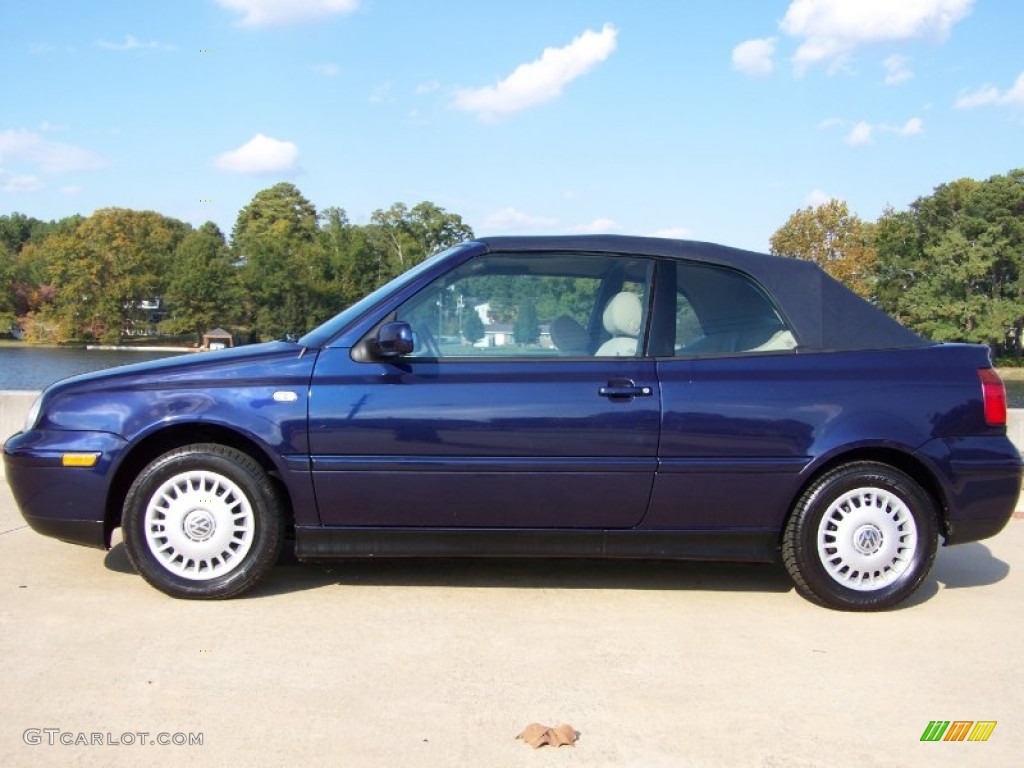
3 429 128 550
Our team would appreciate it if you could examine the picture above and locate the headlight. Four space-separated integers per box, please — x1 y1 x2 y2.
24 392 44 432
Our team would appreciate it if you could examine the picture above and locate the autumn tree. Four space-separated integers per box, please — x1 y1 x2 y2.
37 209 188 343
0 241 15 332
769 199 877 298
0 213 81 332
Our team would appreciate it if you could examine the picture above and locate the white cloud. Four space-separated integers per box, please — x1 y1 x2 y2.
648 227 693 239
571 217 621 234
453 24 618 121
883 54 913 85
214 133 299 173
1 173 44 192
96 34 175 51
415 80 440 95
0 129 103 172
895 116 923 135
312 63 339 77
217 0 358 27
481 207 558 232
955 85 1001 109
369 82 394 105
780 0 974 74
955 72 1024 109
805 188 832 207
838 117 922 145
1006 74 1024 105
732 38 777 76
845 121 874 146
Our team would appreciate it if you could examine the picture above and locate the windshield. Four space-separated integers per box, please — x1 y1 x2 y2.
298 244 474 349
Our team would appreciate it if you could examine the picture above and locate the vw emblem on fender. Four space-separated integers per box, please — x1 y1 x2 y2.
853 525 883 555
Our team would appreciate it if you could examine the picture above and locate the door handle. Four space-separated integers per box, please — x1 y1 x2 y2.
598 379 653 399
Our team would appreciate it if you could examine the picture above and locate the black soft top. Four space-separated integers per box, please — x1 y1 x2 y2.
477 235 929 352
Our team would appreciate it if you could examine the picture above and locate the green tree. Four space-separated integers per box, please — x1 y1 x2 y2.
874 170 1024 352
319 206 379 308
0 212 40 254
233 183 332 340
514 299 540 346
164 222 240 343
769 199 877 298
462 309 485 344
873 206 921 320
368 201 473 282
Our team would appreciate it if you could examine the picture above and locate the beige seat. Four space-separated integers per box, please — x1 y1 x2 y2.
594 292 642 356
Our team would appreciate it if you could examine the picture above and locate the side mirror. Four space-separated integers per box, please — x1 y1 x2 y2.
373 321 415 358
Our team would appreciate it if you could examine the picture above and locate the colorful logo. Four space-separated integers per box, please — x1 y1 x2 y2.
920 721 996 742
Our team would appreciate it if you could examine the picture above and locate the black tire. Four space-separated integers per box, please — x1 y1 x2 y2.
122 444 284 599
782 462 938 611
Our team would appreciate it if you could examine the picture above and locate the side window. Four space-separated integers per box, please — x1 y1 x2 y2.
392 253 653 358
674 262 797 356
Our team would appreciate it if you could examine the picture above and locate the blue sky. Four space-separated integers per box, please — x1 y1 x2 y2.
1 0 1022 251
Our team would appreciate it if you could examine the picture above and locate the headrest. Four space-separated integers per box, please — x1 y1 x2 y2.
602 292 642 337
549 315 589 354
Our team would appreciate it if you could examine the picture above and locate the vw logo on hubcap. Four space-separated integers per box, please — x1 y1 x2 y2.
183 509 216 542
853 524 883 555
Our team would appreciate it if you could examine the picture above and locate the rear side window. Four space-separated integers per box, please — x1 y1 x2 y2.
673 262 797 356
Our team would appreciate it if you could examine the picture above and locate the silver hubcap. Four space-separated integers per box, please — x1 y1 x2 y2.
816 486 918 591
143 470 255 581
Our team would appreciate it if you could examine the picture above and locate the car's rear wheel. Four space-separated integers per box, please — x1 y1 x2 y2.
122 444 283 599
782 462 938 610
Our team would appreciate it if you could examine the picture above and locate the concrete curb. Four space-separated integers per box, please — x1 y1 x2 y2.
0 391 39 439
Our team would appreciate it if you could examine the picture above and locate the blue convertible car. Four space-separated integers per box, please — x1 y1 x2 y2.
4 236 1021 609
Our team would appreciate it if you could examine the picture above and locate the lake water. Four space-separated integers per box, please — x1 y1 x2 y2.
2 345 1024 407
0 346 189 390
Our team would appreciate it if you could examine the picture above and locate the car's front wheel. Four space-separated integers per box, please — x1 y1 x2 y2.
782 462 938 610
122 444 283 599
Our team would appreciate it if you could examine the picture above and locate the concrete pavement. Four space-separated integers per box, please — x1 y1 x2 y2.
1 397 1022 767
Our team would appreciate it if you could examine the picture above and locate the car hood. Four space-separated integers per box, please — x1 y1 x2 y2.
43 341 312 397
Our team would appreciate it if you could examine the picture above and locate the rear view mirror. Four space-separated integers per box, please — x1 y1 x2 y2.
373 321 415 358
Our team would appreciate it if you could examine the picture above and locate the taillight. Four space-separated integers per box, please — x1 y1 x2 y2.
979 368 1007 427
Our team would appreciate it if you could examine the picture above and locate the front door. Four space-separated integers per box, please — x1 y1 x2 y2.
308 250 660 528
